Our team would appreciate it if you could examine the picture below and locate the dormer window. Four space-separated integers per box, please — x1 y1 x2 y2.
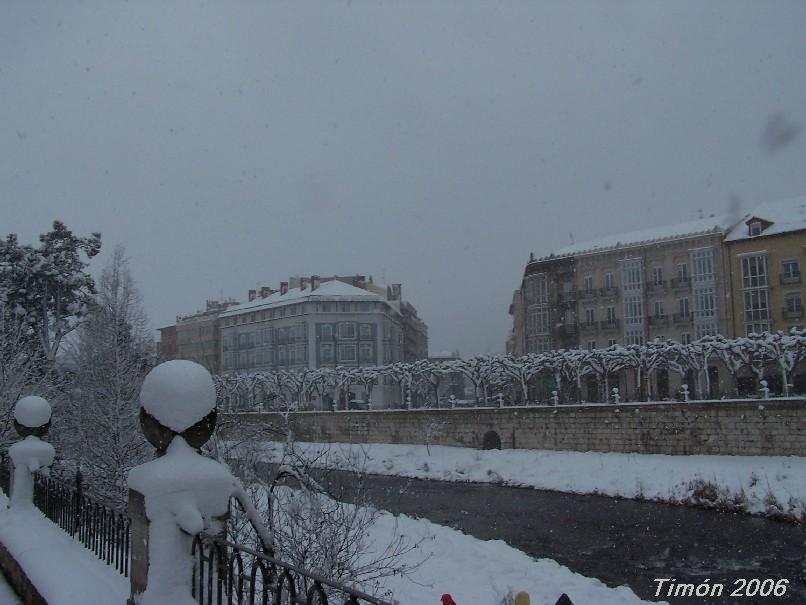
749 221 762 236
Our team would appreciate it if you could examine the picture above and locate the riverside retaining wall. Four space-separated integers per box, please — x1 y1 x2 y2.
226 398 806 456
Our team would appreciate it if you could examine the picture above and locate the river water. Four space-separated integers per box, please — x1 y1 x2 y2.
271 466 805 605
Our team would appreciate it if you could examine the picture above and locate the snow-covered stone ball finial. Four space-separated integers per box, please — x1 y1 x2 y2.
140 360 218 452
13 395 52 437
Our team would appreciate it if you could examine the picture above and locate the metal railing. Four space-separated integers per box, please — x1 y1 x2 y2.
32 471 131 577
0 456 9 496
670 276 690 289
191 535 394 605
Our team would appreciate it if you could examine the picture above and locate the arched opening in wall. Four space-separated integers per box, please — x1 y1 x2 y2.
482 430 502 450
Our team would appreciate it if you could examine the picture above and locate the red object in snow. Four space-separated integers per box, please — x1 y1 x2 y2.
441 594 457 605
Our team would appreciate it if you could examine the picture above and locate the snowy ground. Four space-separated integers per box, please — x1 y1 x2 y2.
0 493 128 605
364 503 664 605
250 441 806 522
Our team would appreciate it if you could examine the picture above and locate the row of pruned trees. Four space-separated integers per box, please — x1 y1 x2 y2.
216 329 806 410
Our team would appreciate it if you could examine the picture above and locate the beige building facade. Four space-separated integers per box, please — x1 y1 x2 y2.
513 215 736 356
724 197 806 337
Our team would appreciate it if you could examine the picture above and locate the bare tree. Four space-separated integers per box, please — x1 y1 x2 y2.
61 246 153 505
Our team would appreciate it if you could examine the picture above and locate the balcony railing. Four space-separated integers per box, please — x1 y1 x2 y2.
578 288 597 300
670 277 690 290
599 319 620 331
598 286 618 298
646 280 667 291
648 315 669 326
780 272 801 285
580 321 599 332
783 307 804 320
560 290 577 304
673 313 692 324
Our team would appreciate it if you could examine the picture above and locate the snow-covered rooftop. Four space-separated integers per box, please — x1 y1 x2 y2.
220 279 383 317
542 214 734 260
725 195 806 242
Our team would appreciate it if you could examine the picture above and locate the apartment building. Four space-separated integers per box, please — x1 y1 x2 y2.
219 275 428 407
725 196 806 337
157 299 240 373
514 215 735 355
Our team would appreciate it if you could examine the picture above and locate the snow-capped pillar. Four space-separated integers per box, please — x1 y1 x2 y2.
7 396 55 509
127 360 235 605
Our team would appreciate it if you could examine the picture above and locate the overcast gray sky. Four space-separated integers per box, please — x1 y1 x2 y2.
2 1 805 354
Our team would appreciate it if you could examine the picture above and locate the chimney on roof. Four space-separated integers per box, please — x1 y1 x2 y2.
248 289 257 302
260 286 271 298
311 275 320 290
300 277 309 291
353 275 366 289
280 281 289 295
387 284 401 301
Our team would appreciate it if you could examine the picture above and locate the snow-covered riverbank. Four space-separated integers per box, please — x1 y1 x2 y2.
251 441 806 522
363 505 664 604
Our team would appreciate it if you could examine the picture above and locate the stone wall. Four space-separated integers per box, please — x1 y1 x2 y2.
227 399 806 456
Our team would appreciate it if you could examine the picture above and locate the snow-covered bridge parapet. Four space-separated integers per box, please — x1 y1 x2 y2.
224 398 806 457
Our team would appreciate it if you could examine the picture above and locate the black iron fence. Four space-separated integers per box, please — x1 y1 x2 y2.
192 534 394 605
32 470 131 577
0 455 9 496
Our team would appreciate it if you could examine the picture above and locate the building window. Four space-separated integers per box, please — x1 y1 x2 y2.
526 274 548 304
585 308 595 324
741 255 768 289
682 333 691 345
359 302 370 312
654 301 665 318
278 348 286 365
679 298 690 317
743 289 770 334
320 324 333 339
320 343 334 363
583 275 593 292
587 340 596 351
624 295 643 326
359 324 372 339
339 322 356 339
694 287 716 318
622 259 642 288
652 266 663 285
606 306 616 322
785 293 803 314
536 335 552 353
339 344 357 362
677 263 688 282
782 259 800 282
749 221 762 236
608 339 617 347
604 272 614 289
625 330 643 346
527 308 550 335
741 253 770 335
359 342 374 363
691 248 715 282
